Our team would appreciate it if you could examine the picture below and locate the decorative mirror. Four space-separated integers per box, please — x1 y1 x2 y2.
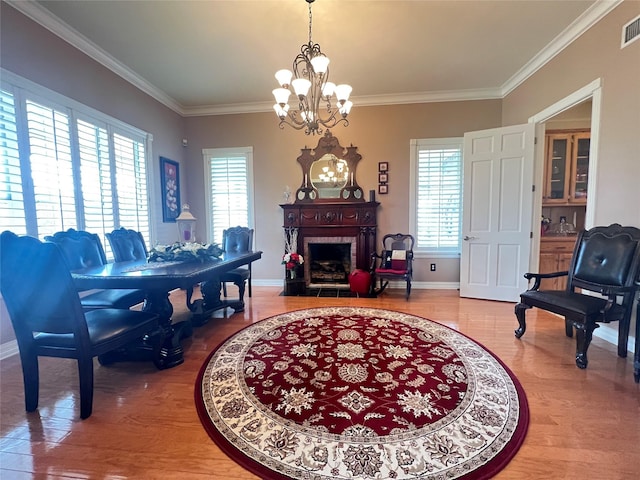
295 130 364 202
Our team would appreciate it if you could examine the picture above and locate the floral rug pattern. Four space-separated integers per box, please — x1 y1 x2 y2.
196 307 528 479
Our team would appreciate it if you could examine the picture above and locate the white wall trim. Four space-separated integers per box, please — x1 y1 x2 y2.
0 340 19 360
8 0 621 117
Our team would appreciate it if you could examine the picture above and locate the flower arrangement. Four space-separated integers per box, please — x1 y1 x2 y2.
147 242 223 263
282 252 304 270
282 252 304 279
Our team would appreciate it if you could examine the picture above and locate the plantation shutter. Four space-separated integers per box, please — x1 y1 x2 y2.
113 132 150 244
0 89 26 234
415 139 462 255
77 118 114 248
25 99 77 237
205 147 251 244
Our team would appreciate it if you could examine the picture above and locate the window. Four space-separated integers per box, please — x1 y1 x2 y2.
203 147 253 244
0 71 151 255
409 138 463 257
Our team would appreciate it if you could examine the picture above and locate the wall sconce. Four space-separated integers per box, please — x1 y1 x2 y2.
176 204 197 243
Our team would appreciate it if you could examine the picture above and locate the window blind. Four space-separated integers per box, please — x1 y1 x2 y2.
1 73 152 250
413 139 462 256
0 90 26 234
25 100 77 237
204 147 252 244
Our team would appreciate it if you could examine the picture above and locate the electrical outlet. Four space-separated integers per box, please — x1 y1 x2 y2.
430 263 436 271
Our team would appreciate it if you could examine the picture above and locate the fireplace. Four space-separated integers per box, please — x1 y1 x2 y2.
304 236 357 287
282 202 379 291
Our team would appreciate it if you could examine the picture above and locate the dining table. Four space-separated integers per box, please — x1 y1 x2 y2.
71 250 262 369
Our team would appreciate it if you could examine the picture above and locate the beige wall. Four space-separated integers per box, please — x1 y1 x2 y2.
502 1 640 227
183 100 502 284
1 1 639 347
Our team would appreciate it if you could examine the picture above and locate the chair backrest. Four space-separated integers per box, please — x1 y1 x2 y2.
222 226 254 254
568 224 640 291
106 227 148 262
0 231 89 340
380 233 414 270
44 229 107 271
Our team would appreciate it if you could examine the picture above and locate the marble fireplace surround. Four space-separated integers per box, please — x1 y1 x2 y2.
304 236 357 288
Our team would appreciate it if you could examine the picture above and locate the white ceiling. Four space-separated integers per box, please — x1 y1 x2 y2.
11 0 619 116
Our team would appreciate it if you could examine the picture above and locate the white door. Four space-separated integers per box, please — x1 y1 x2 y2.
459 123 535 302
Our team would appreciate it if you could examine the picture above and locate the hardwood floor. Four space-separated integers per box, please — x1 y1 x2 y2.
1 287 638 479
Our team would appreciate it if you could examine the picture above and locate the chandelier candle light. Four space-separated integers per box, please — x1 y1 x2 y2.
272 0 353 135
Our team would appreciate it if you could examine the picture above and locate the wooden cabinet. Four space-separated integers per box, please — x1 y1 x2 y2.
543 130 590 205
539 238 576 290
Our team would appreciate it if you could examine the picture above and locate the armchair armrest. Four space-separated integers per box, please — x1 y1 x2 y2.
524 270 568 291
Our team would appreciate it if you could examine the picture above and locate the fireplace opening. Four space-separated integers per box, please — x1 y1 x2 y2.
308 243 351 285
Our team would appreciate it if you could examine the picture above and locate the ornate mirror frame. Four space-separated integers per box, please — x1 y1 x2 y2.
295 130 365 203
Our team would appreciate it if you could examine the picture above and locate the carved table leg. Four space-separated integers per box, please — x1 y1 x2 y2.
97 290 181 369
514 302 530 338
143 290 189 369
187 278 246 325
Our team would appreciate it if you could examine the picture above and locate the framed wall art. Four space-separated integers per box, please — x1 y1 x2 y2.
160 157 180 222
378 184 388 194
378 173 388 183
378 162 388 172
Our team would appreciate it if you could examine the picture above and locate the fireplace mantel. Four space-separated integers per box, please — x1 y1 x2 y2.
281 202 379 271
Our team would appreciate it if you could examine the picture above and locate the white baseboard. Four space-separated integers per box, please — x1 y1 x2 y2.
0 339 18 360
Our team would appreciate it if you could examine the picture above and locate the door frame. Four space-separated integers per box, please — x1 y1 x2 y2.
527 78 601 272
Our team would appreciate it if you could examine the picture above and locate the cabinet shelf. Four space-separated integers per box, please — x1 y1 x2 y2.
543 130 590 205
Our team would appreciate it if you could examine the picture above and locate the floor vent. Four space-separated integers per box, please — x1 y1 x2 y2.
621 14 640 48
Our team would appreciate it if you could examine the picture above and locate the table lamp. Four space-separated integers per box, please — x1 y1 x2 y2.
176 204 196 243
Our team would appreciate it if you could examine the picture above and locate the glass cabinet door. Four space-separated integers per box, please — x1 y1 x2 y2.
570 133 590 203
545 135 571 203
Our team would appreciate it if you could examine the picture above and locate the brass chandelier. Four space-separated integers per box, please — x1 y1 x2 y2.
272 0 353 135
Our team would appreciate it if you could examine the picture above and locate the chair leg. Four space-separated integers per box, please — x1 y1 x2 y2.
405 280 411 300
222 282 228 298
574 321 597 369
77 356 94 419
19 349 39 413
235 279 246 303
514 302 531 338
248 278 252 297
565 319 573 338
617 312 631 358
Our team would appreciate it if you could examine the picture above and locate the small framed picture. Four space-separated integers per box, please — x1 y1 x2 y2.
378 184 388 194
378 162 388 172
378 173 388 183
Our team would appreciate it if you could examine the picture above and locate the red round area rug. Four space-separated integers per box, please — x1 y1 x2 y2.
195 307 529 479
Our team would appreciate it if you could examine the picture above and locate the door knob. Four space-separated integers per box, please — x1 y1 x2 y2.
463 236 478 241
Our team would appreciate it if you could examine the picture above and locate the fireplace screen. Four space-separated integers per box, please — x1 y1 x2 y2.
307 243 351 285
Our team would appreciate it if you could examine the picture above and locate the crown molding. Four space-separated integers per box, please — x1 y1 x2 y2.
500 0 623 96
8 0 622 117
7 0 184 115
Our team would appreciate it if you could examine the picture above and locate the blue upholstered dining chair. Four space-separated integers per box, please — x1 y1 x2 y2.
44 229 146 310
0 231 162 419
220 226 254 302
106 227 148 262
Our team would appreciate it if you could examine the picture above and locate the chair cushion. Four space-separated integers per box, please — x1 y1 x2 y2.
390 250 407 270
520 290 608 317
221 267 250 283
376 268 408 276
34 308 158 349
80 289 146 309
